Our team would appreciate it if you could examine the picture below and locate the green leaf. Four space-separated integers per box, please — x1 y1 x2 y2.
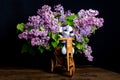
65 21 74 26
92 26 98 34
58 22 62 26
38 46 45 53
38 26 45 31
58 43 63 48
16 29 19 34
82 48 86 52
21 44 29 53
52 33 56 40
76 43 81 49
65 14 77 27
65 14 77 21
55 14 61 18
48 32 52 37
83 36 89 43
52 34 60 41
51 40 59 48
46 46 51 51
28 26 33 32
75 42 86 52
21 44 35 55
16 23 25 32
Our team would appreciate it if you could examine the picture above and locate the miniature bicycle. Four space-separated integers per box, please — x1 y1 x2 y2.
50 38 75 77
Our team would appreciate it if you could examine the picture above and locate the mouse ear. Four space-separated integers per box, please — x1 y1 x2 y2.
68 26 73 32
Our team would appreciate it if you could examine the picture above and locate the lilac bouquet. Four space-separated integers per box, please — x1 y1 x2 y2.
16 4 104 61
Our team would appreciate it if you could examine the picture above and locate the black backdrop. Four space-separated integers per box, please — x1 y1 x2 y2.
0 0 120 73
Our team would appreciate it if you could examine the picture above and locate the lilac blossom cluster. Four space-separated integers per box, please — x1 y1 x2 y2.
18 5 61 48
17 4 104 61
73 9 104 61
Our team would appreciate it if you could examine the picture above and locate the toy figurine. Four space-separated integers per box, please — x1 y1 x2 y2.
59 25 75 55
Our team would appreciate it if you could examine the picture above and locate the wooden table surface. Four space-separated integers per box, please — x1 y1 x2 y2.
0 65 119 80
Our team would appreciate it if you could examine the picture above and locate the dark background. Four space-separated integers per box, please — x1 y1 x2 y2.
0 0 120 73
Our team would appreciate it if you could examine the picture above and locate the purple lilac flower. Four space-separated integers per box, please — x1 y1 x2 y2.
80 26 92 36
78 9 99 18
18 34 23 39
28 29 47 37
73 18 80 28
41 5 51 12
79 17 93 27
50 19 60 33
37 5 60 34
84 44 93 61
34 29 41 36
59 15 66 23
75 34 84 42
78 9 88 18
86 9 99 17
39 31 48 37
93 18 104 27
25 22 33 29
18 30 28 40
87 56 93 62
74 9 104 28
54 4 65 23
41 36 50 47
65 10 73 16
28 29 35 35
31 37 41 46
28 15 41 28
73 30 84 42
54 4 64 13
37 5 51 15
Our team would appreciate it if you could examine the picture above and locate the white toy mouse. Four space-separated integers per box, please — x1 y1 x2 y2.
59 25 75 55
